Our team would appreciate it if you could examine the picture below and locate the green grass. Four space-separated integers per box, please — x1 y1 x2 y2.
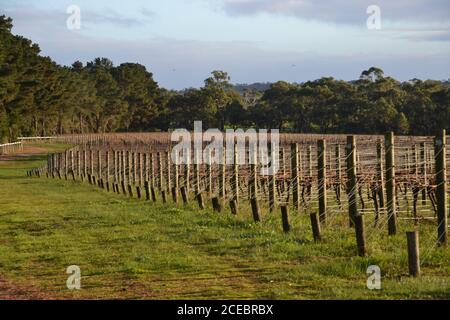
0 144 448 299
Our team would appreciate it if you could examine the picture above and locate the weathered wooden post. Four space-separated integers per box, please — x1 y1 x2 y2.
150 153 157 202
317 139 327 224
355 213 367 257
219 146 226 198
233 143 239 204
98 150 103 188
89 149 94 177
250 149 261 222
376 141 385 215
196 192 205 209
229 200 238 215
184 151 191 194
212 197 222 213
106 151 110 191
76 150 81 177
385 132 397 235
268 142 276 212
420 142 427 205
291 143 300 212
172 152 179 203
280 206 290 233
335 144 342 203
180 186 188 205
165 151 171 194
310 212 321 242
434 129 448 246
346 136 358 227
206 148 213 195
406 231 420 277
157 152 163 192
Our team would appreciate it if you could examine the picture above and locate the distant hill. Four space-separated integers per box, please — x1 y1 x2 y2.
233 82 272 93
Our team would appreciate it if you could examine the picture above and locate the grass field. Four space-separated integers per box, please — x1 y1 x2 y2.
0 143 448 299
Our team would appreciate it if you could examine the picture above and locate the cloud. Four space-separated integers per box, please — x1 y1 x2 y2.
3 4 154 30
221 0 450 25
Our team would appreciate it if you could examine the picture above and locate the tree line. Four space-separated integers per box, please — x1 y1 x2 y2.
1 15 449 142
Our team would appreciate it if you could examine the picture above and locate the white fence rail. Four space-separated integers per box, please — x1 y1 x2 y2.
0 142 23 155
18 136 55 141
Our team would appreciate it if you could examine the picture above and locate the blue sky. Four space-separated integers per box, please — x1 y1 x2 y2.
2 0 450 89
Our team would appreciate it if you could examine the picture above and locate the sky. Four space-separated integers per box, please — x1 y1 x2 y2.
2 0 450 89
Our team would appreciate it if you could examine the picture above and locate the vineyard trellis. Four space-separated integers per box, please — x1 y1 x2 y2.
27 130 449 276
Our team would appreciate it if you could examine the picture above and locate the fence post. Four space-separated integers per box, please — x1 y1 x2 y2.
434 129 448 246
420 142 427 205
310 212 321 242
317 139 327 224
172 152 179 203
346 136 358 227
376 141 385 216
355 213 367 257
406 231 420 277
233 143 239 204
268 142 276 212
335 144 342 202
291 143 300 212
385 132 397 235
280 206 290 232
219 146 226 198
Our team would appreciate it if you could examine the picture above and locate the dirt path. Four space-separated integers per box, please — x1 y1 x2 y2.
0 146 47 161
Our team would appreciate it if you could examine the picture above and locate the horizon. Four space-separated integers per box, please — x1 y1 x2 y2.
3 0 450 89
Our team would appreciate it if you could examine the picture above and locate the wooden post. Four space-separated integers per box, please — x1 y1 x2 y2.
194 148 201 196
291 143 300 212
76 150 81 177
97 150 102 182
212 197 222 213
219 147 226 198
196 192 205 210
139 152 143 186
150 153 156 190
310 212 321 242
131 152 138 185
157 152 163 192
166 151 171 193
434 130 448 246
184 152 191 194
250 198 261 222
89 149 94 177
355 213 367 257
172 152 179 203
317 139 327 224
420 142 427 205
406 231 420 277
229 200 238 215
335 144 342 200
268 142 276 212
82 150 86 178
128 151 132 187
376 141 385 214
105 151 110 191
385 132 397 235
206 149 213 195
346 136 358 227
144 181 150 200
180 186 188 204
280 206 290 233
233 144 239 203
